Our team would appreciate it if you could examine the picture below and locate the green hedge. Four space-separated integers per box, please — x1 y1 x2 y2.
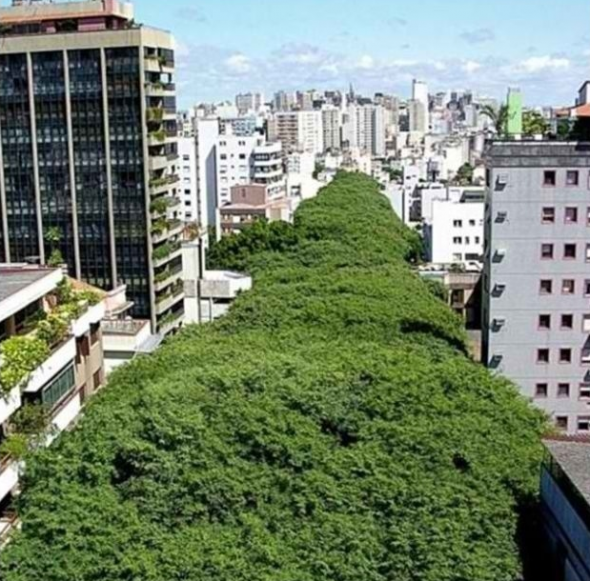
0 173 547 581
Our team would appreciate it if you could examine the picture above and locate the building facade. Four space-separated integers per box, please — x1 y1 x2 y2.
0 0 183 334
268 111 323 155
483 142 590 434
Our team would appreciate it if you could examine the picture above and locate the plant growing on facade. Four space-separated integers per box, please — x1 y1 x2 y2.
0 337 49 395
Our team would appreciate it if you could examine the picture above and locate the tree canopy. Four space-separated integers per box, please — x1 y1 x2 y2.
1 173 547 581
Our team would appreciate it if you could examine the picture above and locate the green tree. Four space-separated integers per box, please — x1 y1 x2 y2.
453 163 474 185
522 111 549 137
481 104 509 136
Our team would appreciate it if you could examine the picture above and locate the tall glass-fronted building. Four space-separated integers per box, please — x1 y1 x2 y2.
0 0 184 334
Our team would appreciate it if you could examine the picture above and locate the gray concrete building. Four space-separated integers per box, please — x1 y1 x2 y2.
483 141 590 434
0 0 183 334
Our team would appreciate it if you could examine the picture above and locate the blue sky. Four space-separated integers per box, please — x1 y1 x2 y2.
133 0 590 107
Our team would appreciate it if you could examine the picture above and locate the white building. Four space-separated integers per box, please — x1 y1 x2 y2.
412 79 430 130
268 111 323 154
423 188 485 267
235 92 264 115
344 105 386 157
252 141 286 200
178 136 198 223
322 106 343 152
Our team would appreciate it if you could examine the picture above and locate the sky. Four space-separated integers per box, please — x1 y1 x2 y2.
133 0 590 108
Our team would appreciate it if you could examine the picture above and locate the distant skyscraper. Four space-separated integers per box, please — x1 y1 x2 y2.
412 79 430 132
0 0 183 333
345 105 386 157
235 92 264 115
408 100 427 133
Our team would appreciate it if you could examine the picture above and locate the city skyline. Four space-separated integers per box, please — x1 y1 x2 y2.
127 0 590 107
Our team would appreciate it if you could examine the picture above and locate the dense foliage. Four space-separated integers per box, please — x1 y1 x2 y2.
1 173 546 581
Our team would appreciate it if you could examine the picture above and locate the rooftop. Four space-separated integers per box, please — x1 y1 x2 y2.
0 265 60 305
545 438 590 506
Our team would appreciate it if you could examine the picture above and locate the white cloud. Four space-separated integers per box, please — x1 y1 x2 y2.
357 55 375 70
463 60 482 74
520 55 570 73
224 54 251 74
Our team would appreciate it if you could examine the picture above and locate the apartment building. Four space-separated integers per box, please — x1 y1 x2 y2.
235 92 264 115
424 188 485 267
178 136 198 223
344 105 386 158
322 106 343 152
0 0 183 334
252 142 286 200
0 264 108 539
268 111 323 155
220 185 289 236
542 438 590 581
483 141 590 434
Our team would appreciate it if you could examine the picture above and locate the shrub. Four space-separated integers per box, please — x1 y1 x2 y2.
0 337 49 395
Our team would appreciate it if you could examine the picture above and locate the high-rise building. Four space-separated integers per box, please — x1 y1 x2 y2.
0 0 183 334
344 105 386 157
235 92 264 115
412 79 430 132
322 106 343 152
408 100 427 133
268 111 323 155
483 141 590 435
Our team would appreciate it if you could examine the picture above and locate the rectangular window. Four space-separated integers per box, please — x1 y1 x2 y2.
561 314 574 330
564 244 577 260
542 207 555 224
556 416 568 431
540 280 553 295
578 417 590 432
585 280 590 296
565 207 578 224
544 171 556 186
453 220 463 228
560 349 572 364
558 383 571 398
541 244 554 259
586 244 590 262
90 323 100 346
580 384 590 400
537 349 550 364
562 280 576 295
567 170 579 186
93 370 102 390
582 348 590 365
583 315 590 333
41 365 76 409
469 220 476 227
453 237 462 244
587 207 590 226
535 383 548 398
539 314 551 330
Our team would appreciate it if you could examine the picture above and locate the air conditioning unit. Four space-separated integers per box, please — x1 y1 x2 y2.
490 354 504 368
497 174 509 186
494 283 506 294
496 211 508 222
493 317 506 329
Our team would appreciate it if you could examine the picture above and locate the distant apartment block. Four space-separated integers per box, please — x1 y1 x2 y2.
0 0 183 334
220 185 289 236
483 141 590 434
268 111 323 155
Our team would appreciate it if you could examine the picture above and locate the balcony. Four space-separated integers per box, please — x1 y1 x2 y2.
147 131 177 147
149 175 179 196
154 266 183 292
148 154 171 172
145 82 175 97
151 219 183 244
71 302 106 338
146 107 164 124
152 241 182 268
0 457 18 506
150 196 181 218
24 337 76 394
0 387 21 426
157 309 183 335
144 56 174 74
155 286 184 315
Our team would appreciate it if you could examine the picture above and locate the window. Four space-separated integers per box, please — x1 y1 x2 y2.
542 207 555 224
453 220 463 228
565 207 579 224
562 280 576 295
556 416 569 431
475 237 481 244
90 323 100 346
469 220 476 227
239 154 246 160
559 349 572 364
564 244 577 260
41 365 75 409
93 370 102 390
561 314 574 330
578 417 590 432
540 280 553 295
183 155 190 161
586 280 590 297
566 170 579 186
580 384 590 400
582 348 590 365
453 237 462 244
538 315 551 330
544 171 556 186
220 154 227 160
586 244 590 262
465 237 470 245
541 244 554 259
583 315 590 333
586 207 590 226
535 383 548 398
558 383 571 398
537 349 550 364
